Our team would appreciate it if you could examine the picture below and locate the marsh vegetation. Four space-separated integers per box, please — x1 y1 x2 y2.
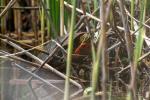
0 0 150 100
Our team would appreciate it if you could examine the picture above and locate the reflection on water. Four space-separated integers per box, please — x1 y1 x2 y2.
0 59 13 100
0 59 80 100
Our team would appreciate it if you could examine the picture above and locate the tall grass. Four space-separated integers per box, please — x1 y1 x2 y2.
41 0 148 100
0 0 149 100
40 0 62 40
41 0 45 45
134 0 147 62
46 0 51 39
60 0 64 36
94 0 98 12
0 0 6 34
132 0 147 98
127 0 147 100
91 0 108 100
130 0 135 30
64 0 76 100
45 0 60 38
51 0 60 37
64 0 71 33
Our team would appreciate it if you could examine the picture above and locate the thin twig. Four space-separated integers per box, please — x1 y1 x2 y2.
0 34 49 54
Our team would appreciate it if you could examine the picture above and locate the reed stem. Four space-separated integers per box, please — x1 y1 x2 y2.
131 0 135 30
46 0 51 38
41 0 45 45
91 0 108 100
64 0 76 100
60 0 64 36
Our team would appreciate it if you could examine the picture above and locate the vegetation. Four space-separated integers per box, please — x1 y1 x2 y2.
0 0 150 100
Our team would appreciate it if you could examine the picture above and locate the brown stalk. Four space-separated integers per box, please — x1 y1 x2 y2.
97 0 109 100
117 0 137 100
0 0 6 35
31 0 38 46
14 1 22 40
